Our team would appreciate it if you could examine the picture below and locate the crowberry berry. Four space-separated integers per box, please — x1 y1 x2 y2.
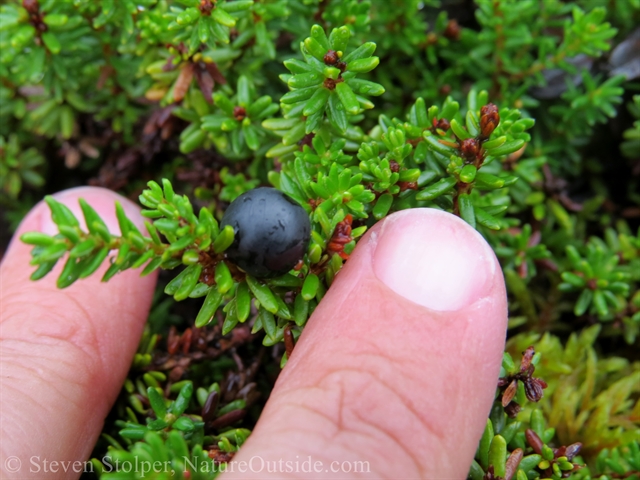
221 188 311 278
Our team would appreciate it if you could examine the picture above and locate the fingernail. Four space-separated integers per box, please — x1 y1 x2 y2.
373 209 497 311
40 187 143 236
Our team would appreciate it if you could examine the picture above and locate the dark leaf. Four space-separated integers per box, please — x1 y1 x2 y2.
202 390 219 422
195 64 215 103
565 442 582 461
283 324 295 358
525 429 544 455
504 448 523 480
208 409 246 429
502 380 518 407
174 63 195 102
204 61 227 85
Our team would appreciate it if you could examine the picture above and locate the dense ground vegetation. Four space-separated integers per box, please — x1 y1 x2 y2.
1 0 639 478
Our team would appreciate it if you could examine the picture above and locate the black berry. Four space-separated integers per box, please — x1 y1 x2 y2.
220 187 311 278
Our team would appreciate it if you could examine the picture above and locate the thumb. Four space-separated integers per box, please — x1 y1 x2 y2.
223 208 507 479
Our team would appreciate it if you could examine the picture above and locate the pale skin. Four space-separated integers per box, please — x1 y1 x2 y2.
0 187 507 479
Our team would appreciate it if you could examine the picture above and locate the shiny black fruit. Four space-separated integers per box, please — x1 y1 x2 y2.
220 187 311 278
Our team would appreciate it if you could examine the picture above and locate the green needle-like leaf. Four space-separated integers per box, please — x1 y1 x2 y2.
247 276 279 314
335 82 360 115
303 87 331 116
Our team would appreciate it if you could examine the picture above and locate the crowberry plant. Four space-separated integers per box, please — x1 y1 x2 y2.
2 0 639 477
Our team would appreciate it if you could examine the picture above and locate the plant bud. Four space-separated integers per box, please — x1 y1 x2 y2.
323 50 339 65
443 19 461 41
233 106 246 121
23 0 39 13
432 117 451 131
524 377 545 402
480 103 500 138
504 401 521 418
460 138 480 159
199 0 214 15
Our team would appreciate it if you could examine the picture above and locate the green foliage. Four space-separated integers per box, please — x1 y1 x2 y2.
89 320 255 478
21 179 235 290
277 24 383 136
550 73 626 138
590 441 640 479
95 430 221 480
3 0 640 477
198 75 278 156
0 134 45 200
559 238 633 319
493 224 552 282
622 95 640 160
